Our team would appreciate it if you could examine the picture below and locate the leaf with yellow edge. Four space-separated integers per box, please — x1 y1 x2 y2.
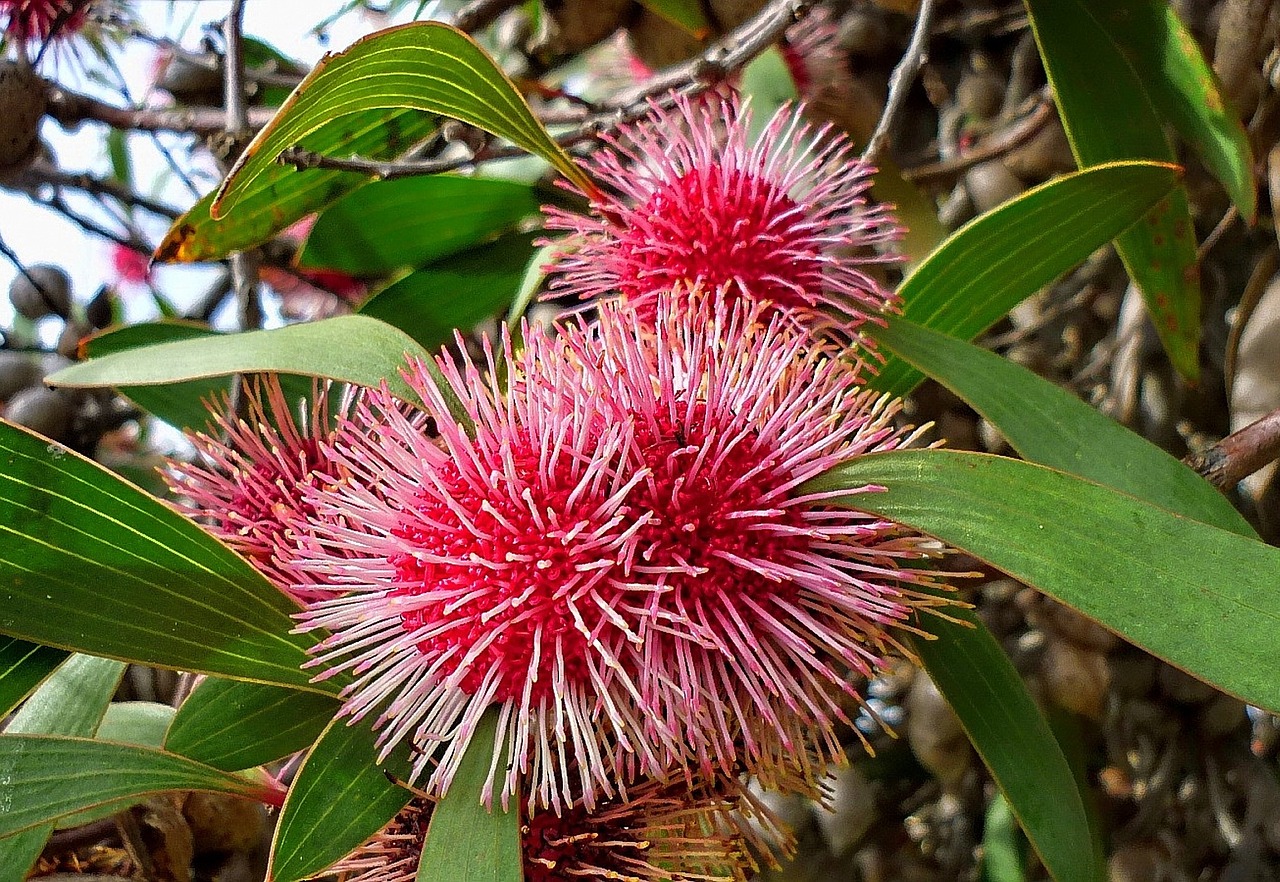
213 22 594 222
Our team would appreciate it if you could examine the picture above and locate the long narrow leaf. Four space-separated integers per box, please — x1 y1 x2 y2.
416 707 520 882
214 21 593 222
1025 0 1202 379
167 678 338 772
872 316 1255 537
268 716 414 882
875 161 1179 397
0 638 66 719
0 734 282 837
809 450 1280 714
0 420 329 693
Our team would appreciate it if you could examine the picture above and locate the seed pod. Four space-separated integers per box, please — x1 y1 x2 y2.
5 387 73 439
86 285 114 329
1042 637 1110 718
814 764 876 855
627 9 706 70
0 351 40 401
0 61 47 171
531 0 633 58
157 53 224 105
905 673 971 787
9 265 71 320
57 318 91 359
963 160 1024 215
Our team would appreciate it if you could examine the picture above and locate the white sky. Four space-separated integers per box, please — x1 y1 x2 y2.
0 1 427 332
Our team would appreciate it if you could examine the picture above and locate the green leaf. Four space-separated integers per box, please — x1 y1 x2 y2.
809 450 1280 714
98 702 176 749
871 316 1255 538
50 315 429 410
875 160 1180 398
908 613 1094 882
299 176 541 275
83 321 234 433
268 715 414 882
0 654 126 877
1025 0 1202 379
156 108 438 262
739 47 797 143
167 678 338 772
6 655 125 737
635 0 710 36
0 734 281 837
82 321 330 432
0 638 67 719
0 419 330 693
417 707 520 882
1077 1 1255 222
360 233 538 351
213 21 595 224
982 794 1027 882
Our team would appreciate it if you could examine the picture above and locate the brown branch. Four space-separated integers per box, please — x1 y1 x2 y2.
46 86 277 136
1187 408 1280 491
862 0 938 165
902 92 1055 184
282 0 812 180
609 0 813 110
19 165 180 219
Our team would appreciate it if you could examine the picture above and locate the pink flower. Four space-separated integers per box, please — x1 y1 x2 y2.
331 778 758 882
1 0 89 43
543 92 900 345
164 377 340 605
110 243 151 287
288 323 667 812
561 292 953 789
286 291 951 812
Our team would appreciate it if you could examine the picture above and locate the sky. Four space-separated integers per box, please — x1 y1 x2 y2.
0 1 425 334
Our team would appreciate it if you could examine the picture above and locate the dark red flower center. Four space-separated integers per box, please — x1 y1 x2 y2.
620 166 823 313
389 446 627 703
522 806 641 882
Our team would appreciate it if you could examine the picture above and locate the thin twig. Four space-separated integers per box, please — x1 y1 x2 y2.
1186 407 1280 491
903 92 1055 184
46 85 277 136
281 0 811 180
223 1 250 136
20 164 179 219
862 0 938 166
610 0 812 110
1197 204 1240 263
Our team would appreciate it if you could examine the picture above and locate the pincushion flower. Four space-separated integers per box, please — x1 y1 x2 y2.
288 325 668 812
542 91 900 345
332 778 758 882
2 0 90 44
164 377 339 604
560 292 954 788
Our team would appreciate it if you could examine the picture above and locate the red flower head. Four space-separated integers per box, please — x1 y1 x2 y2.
332 778 757 882
543 91 900 347
1 0 90 44
288 323 669 813
559 292 954 789
164 376 339 605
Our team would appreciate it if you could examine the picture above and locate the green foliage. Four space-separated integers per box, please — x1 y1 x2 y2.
873 160 1179 397
416 707 521 882
268 715 414 882
166 678 339 772
810 451 1280 714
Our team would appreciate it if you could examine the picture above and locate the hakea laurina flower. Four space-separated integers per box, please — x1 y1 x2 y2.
164 377 341 605
288 322 665 813
285 290 951 811
332 777 768 882
1 0 90 43
560 291 955 788
542 91 900 346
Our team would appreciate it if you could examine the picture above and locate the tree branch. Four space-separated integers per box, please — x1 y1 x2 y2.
46 85 278 136
862 0 938 165
1187 408 1280 491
